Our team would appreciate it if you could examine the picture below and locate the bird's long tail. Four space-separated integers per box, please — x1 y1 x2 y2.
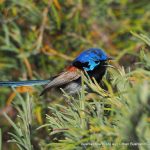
0 80 49 87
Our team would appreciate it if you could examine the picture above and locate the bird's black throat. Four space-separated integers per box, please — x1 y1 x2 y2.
86 61 107 83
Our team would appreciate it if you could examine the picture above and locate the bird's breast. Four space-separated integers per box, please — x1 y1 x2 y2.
62 81 82 94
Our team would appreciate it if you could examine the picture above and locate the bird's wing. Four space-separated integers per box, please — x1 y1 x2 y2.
44 70 81 89
40 67 81 95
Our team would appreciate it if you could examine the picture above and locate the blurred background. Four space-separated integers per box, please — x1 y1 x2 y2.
0 0 150 149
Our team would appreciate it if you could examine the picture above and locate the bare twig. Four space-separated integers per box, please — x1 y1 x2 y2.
34 0 53 54
42 45 74 61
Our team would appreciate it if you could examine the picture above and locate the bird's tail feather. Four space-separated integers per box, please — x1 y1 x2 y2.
0 80 49 87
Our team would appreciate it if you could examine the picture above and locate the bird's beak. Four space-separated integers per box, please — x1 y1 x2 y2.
107 56 114 61
102 56 115 69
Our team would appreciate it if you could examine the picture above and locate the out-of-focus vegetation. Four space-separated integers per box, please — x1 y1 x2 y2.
0 0 150 149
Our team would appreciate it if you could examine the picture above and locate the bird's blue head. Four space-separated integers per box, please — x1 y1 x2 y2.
72 48 109 71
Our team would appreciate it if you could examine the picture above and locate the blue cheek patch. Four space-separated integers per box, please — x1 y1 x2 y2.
83 61 100 71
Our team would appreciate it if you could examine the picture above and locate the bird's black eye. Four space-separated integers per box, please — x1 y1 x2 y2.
95 61 99 63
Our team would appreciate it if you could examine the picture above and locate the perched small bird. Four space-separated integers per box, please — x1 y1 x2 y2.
0 48 113 95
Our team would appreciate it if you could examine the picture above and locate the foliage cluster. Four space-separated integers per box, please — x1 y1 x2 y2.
0 0 150 150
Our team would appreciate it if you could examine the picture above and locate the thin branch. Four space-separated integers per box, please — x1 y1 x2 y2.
34 0 53 54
